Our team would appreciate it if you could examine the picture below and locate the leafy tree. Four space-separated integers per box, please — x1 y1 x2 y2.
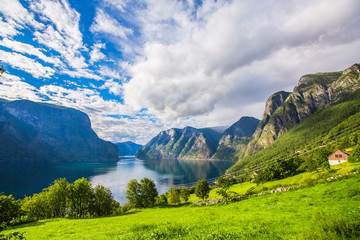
348 146 360 163
156 194 168 205
139 177 158 208
126 178 158 208
67 178 94 217
167 186 180 204
349 133 359 146
46 178 69 218
313 148 331 169
215 177 232 203
0 60 4 75
22 192 51 220
126 179 142 208
195 180 210 200
179 187 190 202
0 194 20 224
91 185 116 216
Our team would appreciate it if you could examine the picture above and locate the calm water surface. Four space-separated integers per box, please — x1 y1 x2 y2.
0 157 233 204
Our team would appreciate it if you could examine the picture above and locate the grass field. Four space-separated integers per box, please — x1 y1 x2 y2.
4 162 360 239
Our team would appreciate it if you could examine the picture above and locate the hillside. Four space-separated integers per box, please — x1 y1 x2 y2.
4 163 360 239
115 141 142 156
0 100 119 163
246 64 360 155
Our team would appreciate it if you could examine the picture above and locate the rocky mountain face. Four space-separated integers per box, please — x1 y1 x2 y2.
245 63 360 155
115 141 142 156
136 126 223 160
0 100 119 163
211 117 259 161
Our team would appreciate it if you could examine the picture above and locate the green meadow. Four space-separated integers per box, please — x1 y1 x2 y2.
4 162 360 239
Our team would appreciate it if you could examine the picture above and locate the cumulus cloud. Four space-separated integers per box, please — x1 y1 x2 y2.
122 0 360 121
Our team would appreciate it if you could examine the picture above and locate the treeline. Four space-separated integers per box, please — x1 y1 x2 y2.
1 178 120 229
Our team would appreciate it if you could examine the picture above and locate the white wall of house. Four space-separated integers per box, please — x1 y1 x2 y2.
328 160 347 166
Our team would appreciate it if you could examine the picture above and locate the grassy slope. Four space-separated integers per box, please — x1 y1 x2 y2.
5 163 360 240
229 90 360 172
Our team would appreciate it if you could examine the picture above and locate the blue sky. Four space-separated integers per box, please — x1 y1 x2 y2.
0 0 360 144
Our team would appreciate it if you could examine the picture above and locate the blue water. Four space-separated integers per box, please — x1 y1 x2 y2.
0 157 233 204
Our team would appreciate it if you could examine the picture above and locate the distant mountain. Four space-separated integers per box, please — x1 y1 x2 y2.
0 99 119 163
211 116 259 161
114 141 142 156
136 126 222 160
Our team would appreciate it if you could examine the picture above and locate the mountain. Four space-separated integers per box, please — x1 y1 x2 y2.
114 141 142 156
211 117 259 161
0 99 119 163
136 126 223 160
229 63 360 172
245 64 360 156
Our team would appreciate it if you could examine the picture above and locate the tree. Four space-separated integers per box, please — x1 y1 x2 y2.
167 186 180 204
0 194 21 225
139 177 158 208
313 148 331 169
46 178 69 218
348 146 360 163
92 185 116 216
215 177 232 203
195 180 210 200
67 178 94 217
126 178 158 208
126 179 142 208
179 187 190 203
22 192 51 220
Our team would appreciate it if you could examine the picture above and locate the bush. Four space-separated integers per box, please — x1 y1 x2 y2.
167 186 180 204
0 194 21 225
348 146 360 163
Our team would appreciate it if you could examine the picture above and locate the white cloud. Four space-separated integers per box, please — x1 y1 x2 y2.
100 79 122 96
0 73 40 101
98 65 121 79
61 68 102 80
0 50 55 78
123 0 360 120
90 9 133 39
0 38 61 66
30 0 88 70
89 43 106 64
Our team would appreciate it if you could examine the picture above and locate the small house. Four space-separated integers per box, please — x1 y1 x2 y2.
328 149 349 166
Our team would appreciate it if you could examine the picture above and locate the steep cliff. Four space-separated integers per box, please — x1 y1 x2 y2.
245 64 360 155
0 100 119 162
136 126 222 160
211 116 259 161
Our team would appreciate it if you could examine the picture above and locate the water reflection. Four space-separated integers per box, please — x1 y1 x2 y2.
0 157 233 205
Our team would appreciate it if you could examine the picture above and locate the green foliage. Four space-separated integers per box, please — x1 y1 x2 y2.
195 180 210 200
0 194 20 225
126 178 158 208
179 187 190 202
348 146 360 163
156 194 168 205
139 177 158 208
21 192 51 220
306 211 360 239
167 186 180 204
313 148 331 169
67 178 94 218
215 177 233 203
91 185 115 217
45 178 69 218
0 60 4 75
0 231 26 240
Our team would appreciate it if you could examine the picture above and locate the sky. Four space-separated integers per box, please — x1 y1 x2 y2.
0 0 359 145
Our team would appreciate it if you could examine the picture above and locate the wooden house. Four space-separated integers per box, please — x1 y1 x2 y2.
328 149 349 166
